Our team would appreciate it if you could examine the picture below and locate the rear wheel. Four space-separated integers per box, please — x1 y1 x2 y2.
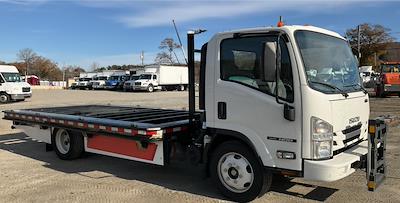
0 93 10 103
210 141 271 202
178 85 185 91
52 129 84 160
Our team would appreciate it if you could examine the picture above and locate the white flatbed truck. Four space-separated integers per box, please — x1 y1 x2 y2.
3 24 384 202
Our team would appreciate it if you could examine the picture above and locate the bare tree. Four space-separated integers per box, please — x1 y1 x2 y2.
155 52 174 64
157 38 181 64
346 23 394 66
17 48 37 79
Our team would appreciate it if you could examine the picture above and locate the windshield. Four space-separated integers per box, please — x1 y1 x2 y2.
1 72 21 82
130 75 140 80
109 76 120 80
139 74 152 80
98 76 108 80
79 78 91 81
295 31 361 94
381 64 400 73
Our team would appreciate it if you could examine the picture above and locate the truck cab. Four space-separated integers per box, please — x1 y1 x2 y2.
132 73 158 92
91 75 110 90
376 62 400 97
199 25 369 199
0 65 32 103
105 74 128 90
123 75 141 91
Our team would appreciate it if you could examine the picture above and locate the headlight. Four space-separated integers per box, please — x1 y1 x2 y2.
311 117 333 159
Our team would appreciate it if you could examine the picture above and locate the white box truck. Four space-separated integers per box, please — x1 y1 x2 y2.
0 65 32 103
132 65 188 92
77 72 97 90
4 24 379 202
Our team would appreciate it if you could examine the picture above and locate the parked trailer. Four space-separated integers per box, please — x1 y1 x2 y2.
132 65 188 92
3 24 384 202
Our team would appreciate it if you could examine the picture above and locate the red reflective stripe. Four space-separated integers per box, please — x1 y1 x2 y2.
106 126 112 132
94 124 100 129
131 130 139 136
118 128 124 133
146 131 157 136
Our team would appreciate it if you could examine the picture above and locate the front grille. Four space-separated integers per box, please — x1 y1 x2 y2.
125 82 130 86
342 123 362 144
342 124 362 134
22 87 30 92
135 82 141 85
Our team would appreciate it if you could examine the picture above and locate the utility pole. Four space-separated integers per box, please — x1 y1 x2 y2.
357 25 361 61
140 51 144 66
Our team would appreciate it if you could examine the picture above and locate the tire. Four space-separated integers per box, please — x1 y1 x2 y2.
178 85 185 91
0 93 10 103
147 84 154 93
52 129 84 160
209 141 271 202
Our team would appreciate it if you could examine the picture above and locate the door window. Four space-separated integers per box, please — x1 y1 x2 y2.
220 36 294 102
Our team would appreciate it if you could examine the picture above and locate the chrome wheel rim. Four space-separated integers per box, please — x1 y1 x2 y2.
0 95 8 103
217 152 254 193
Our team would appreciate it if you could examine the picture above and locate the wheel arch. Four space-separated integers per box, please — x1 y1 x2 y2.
205 128 268 175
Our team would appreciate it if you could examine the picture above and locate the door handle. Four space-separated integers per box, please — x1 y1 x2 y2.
218 102 227 119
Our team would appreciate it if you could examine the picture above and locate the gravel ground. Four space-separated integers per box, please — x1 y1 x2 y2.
0 89 399 203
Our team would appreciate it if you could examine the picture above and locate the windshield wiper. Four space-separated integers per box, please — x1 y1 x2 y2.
309 81 349 98
344 83 368 95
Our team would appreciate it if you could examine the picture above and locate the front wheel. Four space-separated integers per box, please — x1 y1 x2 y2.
0 93 10 103
210 141 271 202
147 84 154 92
52 129 84 160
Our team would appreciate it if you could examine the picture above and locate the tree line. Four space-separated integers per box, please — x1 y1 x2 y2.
0 23 397 81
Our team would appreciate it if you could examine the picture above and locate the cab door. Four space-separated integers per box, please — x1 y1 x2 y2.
212 34 302 170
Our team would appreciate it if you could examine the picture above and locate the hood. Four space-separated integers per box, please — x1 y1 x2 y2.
106 80 119 86
330 94 369 151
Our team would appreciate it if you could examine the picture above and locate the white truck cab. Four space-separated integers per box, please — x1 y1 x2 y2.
201 25 369 190
0 65 32 103
123 75 141 91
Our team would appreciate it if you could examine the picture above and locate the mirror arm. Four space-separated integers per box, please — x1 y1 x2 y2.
275 34 284 105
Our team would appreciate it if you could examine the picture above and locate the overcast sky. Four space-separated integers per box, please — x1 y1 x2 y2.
0 0 399 69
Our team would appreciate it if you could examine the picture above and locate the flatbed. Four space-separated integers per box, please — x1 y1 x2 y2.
4 105 200 166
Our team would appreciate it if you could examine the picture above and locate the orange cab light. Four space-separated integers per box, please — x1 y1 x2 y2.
277 16 284 27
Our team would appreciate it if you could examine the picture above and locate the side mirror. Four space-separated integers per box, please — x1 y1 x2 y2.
263 41 277 82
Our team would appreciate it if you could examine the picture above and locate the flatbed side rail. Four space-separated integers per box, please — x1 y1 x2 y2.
3 110 191 141
367 119 387 191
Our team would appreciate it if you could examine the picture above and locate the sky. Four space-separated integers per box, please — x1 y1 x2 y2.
0 0 399 70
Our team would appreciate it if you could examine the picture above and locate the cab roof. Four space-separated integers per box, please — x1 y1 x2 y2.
0 65 19 73
220 25 345 40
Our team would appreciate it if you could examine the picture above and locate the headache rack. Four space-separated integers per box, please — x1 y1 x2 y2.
3 105 201 141
367 119 387 191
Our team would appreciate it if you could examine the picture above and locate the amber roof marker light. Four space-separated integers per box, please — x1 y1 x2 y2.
277 16 284 27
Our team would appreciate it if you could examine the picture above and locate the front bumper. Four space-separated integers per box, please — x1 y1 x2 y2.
384 84 400 93
132 86 148 90
303 140 368 182
11 93 32 100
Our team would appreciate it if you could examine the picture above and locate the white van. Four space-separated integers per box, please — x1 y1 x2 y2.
0 65 32 103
